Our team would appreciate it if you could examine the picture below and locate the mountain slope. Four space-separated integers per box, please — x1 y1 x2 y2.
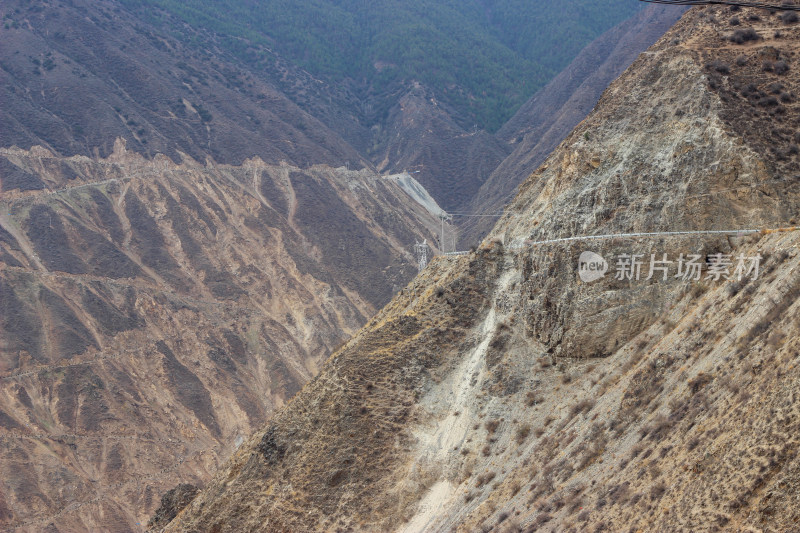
163 6 800 532
461 3 688 244
0 142 441 532
120 0 645 132
0 0 365 167
371 84 511 213
0 0 655 219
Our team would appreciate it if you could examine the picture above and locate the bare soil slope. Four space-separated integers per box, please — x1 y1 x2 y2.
0 141 440 532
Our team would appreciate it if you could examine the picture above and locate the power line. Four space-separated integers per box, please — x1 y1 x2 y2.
449 213 504 217
639 0 800 9
440 226 800 256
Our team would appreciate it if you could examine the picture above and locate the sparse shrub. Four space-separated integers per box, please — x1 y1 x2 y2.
759 95 779 106
769 81 785 94
596 496 607 510
736 54 748 66
525 391 542 407
739 389 752 403
727 279 744 297
485 419 500 434
780 92 793 103
650 482 667 501
730 27 761 43
690 283 708 298
741 82 758 96
551 493 565 511
569 399 596 418
659 444 673 458
724 377 740 395
608 482 631 506
531 513 552 527
775 60 789 74
730 16 740 25
577 436 606 471
482 444 491 457
641 414 673 442
516 424 531 445
194 104 213 122
688 372 712 393
475 471 496 487
781 11 799 23
763 60 775 72
649 463 662 479
768 331 787 346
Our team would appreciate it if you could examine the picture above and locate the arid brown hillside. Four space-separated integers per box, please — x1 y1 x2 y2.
0 141 441 532
163 6 800 532
0 0 366 168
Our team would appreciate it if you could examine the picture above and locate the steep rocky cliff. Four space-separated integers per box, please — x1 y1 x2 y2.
0 141 441 532
164 6 800 532
462 3 688 244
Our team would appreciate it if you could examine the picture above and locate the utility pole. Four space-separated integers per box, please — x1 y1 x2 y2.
440 215 445 252
414 240 428 271
438 212 451 253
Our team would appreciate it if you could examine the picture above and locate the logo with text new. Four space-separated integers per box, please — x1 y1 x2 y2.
578 251 608 283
